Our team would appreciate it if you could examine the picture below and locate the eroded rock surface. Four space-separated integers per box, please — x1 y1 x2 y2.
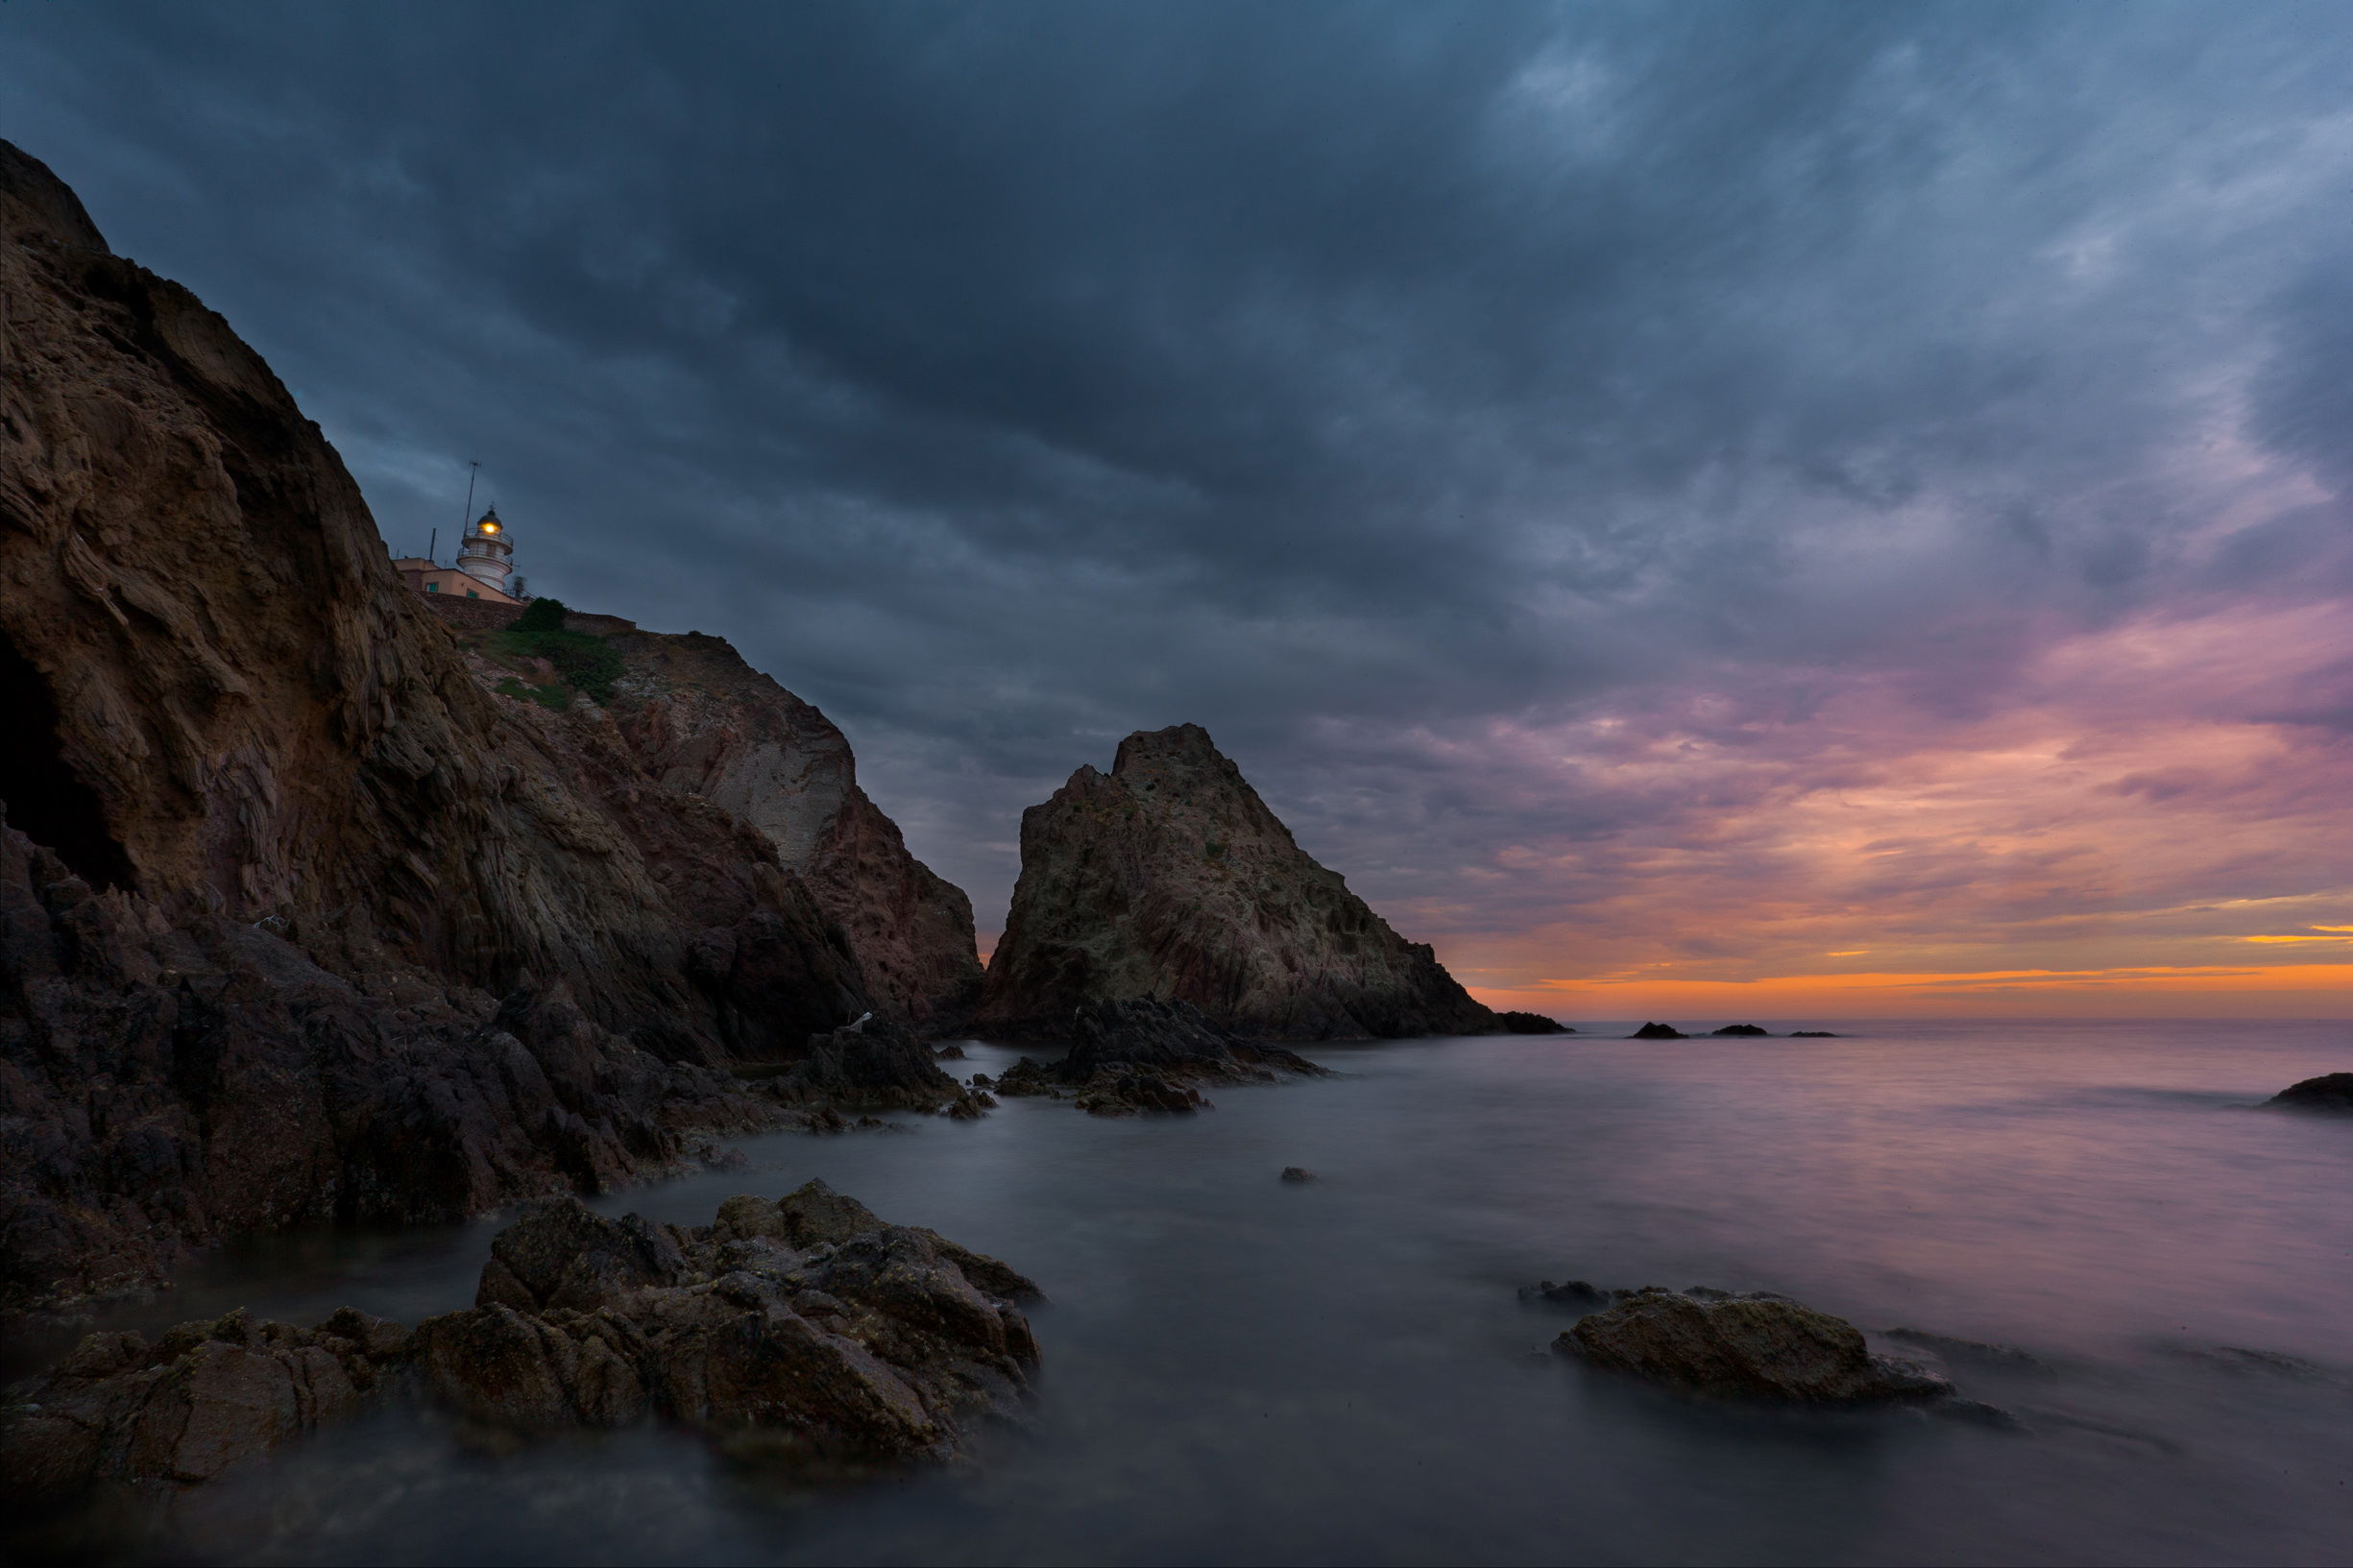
603 631 982 1032
2 1185 1039 1503
977 725 1496 1042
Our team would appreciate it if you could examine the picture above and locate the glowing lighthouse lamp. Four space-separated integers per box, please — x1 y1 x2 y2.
456 505 516 596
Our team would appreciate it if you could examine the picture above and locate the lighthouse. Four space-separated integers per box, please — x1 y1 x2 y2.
456 505 516 596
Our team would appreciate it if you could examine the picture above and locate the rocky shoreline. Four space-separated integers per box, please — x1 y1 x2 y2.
3 1182 1038 1508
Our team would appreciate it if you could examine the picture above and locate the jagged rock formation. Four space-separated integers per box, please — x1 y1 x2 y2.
0 140 926 1309
976 725 1497 1042
1 1184 1039 1504
602 630 982 1031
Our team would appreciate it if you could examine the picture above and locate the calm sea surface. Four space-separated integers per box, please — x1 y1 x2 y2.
13 1019 2353 1566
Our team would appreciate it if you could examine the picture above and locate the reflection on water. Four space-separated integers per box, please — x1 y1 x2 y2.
12 1019 2353 1566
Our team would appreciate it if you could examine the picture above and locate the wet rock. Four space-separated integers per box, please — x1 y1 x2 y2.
0 1307 406 1501
2263 1073 2353 1113
1630 1023 1686 1040
3 1186 1040 1499
1710 1024 1770 1037
1495 1012 1573 1034
934 1045 967 1059
1561 1288 1953 1404
763 1021 988 1116
1279 1168 1316 1183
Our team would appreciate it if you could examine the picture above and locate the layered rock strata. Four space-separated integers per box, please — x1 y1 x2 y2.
601 629 982 1031
976 725 1497 1042
0 141 945 1307
2 1184 1039 1505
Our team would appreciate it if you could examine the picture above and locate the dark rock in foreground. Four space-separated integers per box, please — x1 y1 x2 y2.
993 998 1326 1116
1559 1288 1952 1405
1496 1011 1574 1034
976 724 1497 1041
1 1184 1037 1504
1630 1022 1686 1040
1710 1024 1770 1037
2263 1073 2353 1113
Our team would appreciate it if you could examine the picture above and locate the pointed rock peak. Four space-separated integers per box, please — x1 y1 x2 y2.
1109 723 1241 788
0 139 108 250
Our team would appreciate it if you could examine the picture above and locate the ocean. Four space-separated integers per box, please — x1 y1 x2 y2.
12 1019 2352 1566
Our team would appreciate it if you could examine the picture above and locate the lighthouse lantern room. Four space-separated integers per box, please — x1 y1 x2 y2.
456 505 516 595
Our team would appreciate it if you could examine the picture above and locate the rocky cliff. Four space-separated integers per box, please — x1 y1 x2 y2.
0 140 936 1310
976 724 1498 1041
602 631 982 1031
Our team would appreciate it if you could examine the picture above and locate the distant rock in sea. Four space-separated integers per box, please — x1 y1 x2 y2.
1789 1030 1839 1038
2263 1073 2353 1113
1497 1011 1574 1034
975 724 1498 1041
1630 1022 1686 1039
1710 1024 1770 1036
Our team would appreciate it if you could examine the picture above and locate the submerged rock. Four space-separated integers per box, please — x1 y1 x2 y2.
1560 1288 1952 1405
1496 1012 1574 1034
1518 1279 1610 1307
1279 1168 1317 1184
2 1185 1039 1502
1630 1023 1686 1040
2263 1073 2353 1113
989 999 1325 1115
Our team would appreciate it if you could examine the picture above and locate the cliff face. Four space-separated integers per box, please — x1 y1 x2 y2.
0 140 889 1308
603 632 982 1031
976 724 1498 1041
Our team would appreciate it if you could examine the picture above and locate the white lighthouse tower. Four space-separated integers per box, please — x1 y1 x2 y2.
455 505 516 596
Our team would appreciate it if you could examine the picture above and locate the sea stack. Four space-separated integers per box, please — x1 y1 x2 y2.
976 724 1497 1041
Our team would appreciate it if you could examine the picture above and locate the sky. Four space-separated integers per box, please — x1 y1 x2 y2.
7 1 2353 1019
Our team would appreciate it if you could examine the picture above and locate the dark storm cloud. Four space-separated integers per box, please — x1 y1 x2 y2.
9 1 2353 984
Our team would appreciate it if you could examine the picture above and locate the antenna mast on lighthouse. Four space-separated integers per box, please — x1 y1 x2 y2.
455 460 480 563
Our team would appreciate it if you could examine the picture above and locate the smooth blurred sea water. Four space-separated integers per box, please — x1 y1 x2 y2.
14 1019 2353 1567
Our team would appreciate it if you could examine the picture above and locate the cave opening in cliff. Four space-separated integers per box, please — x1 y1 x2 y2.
0 633 134 890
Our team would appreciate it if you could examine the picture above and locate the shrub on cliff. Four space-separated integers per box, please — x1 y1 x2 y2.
499 597 624 702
